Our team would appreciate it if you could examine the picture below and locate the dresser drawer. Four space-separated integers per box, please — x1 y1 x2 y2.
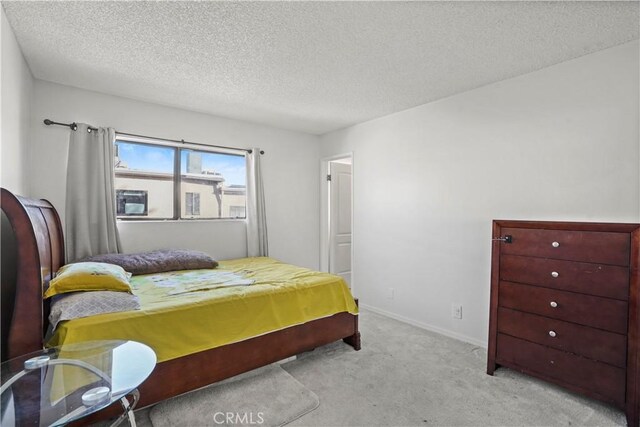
497 307 627 367
499 281 628 334
496 334 626 407
500 255 629 300
501 228 630 266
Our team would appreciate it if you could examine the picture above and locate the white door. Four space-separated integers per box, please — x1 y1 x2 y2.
329 161 352 286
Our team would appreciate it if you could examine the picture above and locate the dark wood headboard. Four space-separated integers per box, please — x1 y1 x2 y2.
1 188 64 359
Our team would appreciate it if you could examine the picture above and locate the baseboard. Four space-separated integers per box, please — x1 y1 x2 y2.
359 303 488 349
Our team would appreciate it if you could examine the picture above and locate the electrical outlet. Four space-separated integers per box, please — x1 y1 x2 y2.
387 288 395 299
452 304 463 319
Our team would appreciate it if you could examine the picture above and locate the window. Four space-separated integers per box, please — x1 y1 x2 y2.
179 149 246 219
114 138 246 220
114 141 175 219
229 206 246 219
116 190 148 216
185 192 200 217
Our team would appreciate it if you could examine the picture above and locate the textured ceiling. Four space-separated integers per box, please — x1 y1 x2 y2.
3 1 638 135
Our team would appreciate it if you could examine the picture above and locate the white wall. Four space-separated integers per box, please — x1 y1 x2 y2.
31 81 321 267
320 40 640 346
1 7 34 360
1 7 33 195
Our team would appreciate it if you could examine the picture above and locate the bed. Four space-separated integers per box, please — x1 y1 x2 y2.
0 187 360 422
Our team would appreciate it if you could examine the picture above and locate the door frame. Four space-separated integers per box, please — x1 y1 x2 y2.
320 152 354 290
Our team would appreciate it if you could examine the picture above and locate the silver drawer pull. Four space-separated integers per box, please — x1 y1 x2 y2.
551 271 559 278
548 330 557 338
550 301 558 308
552 241 560 248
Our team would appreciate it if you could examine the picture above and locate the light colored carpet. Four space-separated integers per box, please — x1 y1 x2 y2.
132 309 626 427
284 310 626 426
148 364 319 427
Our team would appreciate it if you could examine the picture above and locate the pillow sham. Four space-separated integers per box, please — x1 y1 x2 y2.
44 262 132 299
80 249 218 276
49 291 140 330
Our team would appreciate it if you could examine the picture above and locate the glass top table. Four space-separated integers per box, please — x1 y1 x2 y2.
1 340 156 427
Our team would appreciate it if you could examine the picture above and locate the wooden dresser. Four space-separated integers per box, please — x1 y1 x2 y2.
487 220 639 426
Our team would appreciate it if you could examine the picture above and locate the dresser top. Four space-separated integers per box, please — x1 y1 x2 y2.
493 219 640 233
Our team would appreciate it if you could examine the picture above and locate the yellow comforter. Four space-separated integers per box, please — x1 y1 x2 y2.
48 257 358 362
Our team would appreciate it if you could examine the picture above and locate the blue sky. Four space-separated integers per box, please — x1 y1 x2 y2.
116 141 246 186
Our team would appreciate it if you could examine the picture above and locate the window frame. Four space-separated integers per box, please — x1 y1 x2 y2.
114 135 247 221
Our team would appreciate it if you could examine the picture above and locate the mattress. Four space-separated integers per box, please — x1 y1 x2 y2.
47 257 358 362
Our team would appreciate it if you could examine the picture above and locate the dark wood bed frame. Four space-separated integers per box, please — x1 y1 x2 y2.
0 188 361 422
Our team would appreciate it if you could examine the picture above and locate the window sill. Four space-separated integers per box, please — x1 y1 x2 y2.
116 218 246 224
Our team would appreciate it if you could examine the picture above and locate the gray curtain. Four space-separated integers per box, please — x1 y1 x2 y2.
65 124 121 261
246 148 268 257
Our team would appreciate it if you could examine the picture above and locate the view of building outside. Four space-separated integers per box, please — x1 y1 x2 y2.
114 141 246 219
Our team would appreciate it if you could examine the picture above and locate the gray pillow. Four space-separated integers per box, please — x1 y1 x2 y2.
49 291 140 330
79 249 218 275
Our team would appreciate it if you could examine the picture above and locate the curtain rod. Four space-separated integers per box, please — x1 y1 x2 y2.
43 119 264 155
44 119 99 132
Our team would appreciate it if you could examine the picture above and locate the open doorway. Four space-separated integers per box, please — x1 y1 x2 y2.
320 154 353 288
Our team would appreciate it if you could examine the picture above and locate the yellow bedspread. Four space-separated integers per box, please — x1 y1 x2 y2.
48 257 358 362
